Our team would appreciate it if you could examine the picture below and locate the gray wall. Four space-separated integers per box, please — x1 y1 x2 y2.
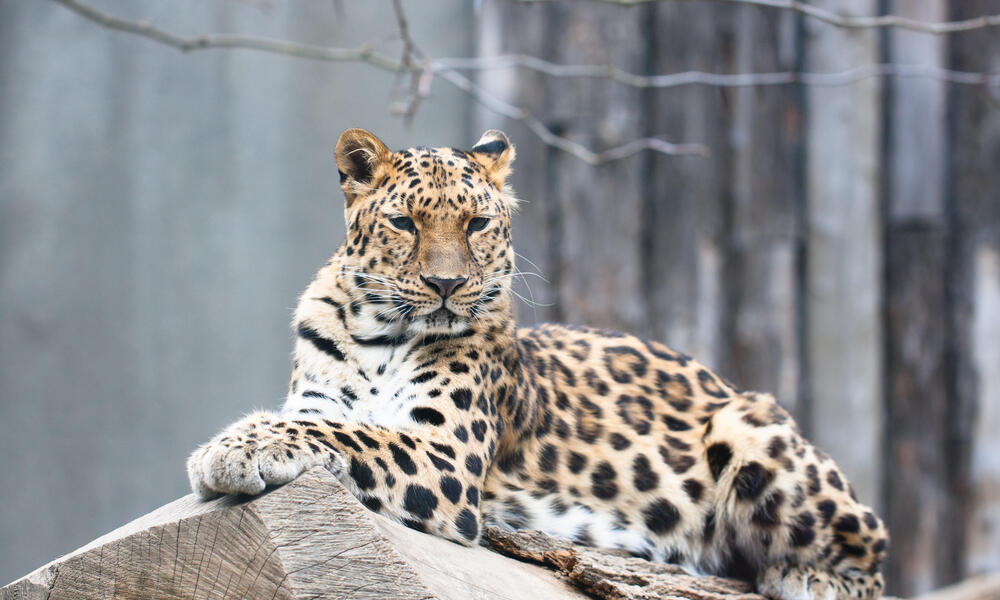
0 0 473 584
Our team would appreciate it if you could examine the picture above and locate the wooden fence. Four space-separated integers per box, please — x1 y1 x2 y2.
477 1 1000 595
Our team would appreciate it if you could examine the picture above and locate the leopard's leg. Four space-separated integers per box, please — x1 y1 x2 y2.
187 410 497 545
702 393 888 600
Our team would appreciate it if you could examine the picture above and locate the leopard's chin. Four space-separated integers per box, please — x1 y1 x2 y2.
408 306 469 335
428 306 455 319
424 306 464 326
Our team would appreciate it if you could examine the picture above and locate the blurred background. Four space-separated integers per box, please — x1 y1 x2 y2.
0 0 997 595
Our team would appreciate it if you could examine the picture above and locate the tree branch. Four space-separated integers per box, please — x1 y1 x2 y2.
436 56 1000 89
436 68 711 162
389 0 425 121
48 0 708 161
50 0 403 72
515 0 1000 35
48 0 999 166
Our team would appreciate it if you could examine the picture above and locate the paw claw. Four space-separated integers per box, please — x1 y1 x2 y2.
200 440 267 496
186 447 221 500
186 415 323 499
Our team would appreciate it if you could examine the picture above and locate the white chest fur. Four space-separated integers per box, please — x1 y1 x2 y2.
282 340 428 430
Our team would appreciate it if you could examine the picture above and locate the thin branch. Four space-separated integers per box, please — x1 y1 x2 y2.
49 0 706 162
515 0 1000 35
435 56 1000 88
391 0 416 70
50 0 403 72
435 68 710 162
389 0 426 122
50 0 997 166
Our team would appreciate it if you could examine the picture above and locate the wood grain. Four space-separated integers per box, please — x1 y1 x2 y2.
2 468 778 600
0 468 585 599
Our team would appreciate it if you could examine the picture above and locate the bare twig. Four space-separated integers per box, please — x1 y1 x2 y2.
515 0 1000 35
391 0 416 70
389 0 425 121
49 0 403 72
48 0 999 166
436 68 710 161
48 0 706 161
435 56 1000 88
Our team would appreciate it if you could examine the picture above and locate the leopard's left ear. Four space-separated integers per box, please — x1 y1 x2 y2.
470 130 515 189
335 128 391 208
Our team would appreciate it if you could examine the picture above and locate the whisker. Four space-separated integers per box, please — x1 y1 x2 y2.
513 251 547 279
507 285 553 309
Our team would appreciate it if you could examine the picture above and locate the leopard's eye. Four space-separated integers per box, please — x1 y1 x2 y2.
389 216 416 233
468 217 490 232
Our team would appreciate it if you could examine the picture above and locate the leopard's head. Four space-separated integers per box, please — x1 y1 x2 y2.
333 128 518 335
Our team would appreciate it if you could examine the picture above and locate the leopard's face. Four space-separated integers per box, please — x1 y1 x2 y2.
335 129 518 335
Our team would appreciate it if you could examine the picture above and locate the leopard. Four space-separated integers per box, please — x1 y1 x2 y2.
187 128 888 600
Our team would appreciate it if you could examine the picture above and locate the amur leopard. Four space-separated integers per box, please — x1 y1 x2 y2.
187 128 888 600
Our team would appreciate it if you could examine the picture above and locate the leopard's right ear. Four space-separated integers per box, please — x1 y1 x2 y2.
335 128 391 207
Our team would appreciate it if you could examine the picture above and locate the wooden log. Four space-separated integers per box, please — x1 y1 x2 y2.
1 467 765 600
910 574 1000 600
485 528 762 600
0 468 581 600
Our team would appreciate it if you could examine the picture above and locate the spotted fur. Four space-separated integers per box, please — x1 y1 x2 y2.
187 128 888 600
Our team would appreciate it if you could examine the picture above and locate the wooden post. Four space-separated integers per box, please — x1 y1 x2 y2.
477 1 654 333
643 1 733 369
948 0 1000 585
883 1 952 595
725 4 804 416
802 0 883 507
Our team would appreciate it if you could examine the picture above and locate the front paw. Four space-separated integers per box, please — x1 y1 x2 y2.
186 411 328 499
757 564 861 600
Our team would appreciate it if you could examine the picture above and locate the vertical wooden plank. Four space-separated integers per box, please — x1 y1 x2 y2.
644 2 734 369
948 0 1000 582
727 5 804 415
884 228 950 595
474 1 561 324
882 2 951 594
545 5 652 332
477 2 653 332
482 3 804 406
886 1 947 224
968 247 1000 577
802 0 883 507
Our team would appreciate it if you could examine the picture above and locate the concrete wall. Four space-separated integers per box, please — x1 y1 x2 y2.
0 0 473 584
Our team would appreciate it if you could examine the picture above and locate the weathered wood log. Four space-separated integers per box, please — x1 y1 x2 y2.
911 574 1000 600
1 467 759 600
485 528 761 600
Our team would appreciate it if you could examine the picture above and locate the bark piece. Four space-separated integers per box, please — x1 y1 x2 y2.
485 527 762 600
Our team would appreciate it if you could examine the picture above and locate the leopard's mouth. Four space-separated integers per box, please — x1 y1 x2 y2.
425 306 459 322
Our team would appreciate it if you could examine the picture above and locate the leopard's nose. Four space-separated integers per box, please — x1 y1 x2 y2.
421 275 467 299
